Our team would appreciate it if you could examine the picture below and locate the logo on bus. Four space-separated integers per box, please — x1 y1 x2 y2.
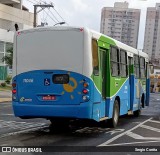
63 77 77 93
60 75 81 100
20 97 32 102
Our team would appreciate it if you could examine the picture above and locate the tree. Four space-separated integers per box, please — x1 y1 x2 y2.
2 47 13 68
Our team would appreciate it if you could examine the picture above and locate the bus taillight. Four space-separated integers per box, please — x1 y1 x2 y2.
82 81 90 102
83 82 89 88
82 89 89 94
12 89 17 94
12 83 16 88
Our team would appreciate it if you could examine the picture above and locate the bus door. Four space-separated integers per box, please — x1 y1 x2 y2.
128 56 134 111
133 55 141 110
92 39 108 120
100 48 107 100
99 47 108 119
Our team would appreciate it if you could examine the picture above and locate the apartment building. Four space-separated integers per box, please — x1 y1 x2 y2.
143 3 160 62
100 2 140 48
0 0 34 80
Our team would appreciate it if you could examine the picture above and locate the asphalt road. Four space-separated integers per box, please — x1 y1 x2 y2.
0 93 160 155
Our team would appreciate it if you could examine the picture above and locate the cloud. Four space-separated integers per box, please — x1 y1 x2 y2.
23 0 160 49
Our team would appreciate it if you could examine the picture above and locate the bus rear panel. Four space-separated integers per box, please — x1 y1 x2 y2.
12 27 97 120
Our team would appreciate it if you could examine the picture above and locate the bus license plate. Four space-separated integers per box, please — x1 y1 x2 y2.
42 96 56 100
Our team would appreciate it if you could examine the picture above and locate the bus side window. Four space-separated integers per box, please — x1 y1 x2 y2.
120 49 128 77
140 57 145 78
134 55 140 78
92 39 99 75
110 46 119 76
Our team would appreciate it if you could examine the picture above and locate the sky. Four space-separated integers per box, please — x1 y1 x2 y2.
23 0 160 49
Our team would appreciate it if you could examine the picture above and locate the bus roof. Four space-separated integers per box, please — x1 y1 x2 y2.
17 26 85 34
90 29 148 60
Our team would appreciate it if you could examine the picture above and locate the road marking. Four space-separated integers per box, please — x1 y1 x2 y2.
0 125 48 139
0 120 46 130
105 129 125 135
98 117 152 146
140 124 160 132
0 114 14 116
127 131 160 140
126 131 144 139
103 140 160 146
149 120 160 124
132 122 141 124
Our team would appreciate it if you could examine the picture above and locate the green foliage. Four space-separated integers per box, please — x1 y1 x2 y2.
5 75 12 84
1 82 6 87
2 47 13 67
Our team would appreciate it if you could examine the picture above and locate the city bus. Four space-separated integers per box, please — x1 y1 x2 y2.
12 27 150 128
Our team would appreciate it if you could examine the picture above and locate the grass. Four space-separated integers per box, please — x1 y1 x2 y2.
0 85 12 91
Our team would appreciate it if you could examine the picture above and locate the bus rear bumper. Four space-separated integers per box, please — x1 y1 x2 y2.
12 102 92 120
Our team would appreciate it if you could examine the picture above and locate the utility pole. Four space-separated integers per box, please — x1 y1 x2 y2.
33 4 53 27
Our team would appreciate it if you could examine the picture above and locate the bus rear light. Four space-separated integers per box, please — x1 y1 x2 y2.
17 32 21 35
12 83 16 88
82 95 89 101
13 96 16 100
12 89 17 94
82 89 89 94
79 28 84 32
83 82 89 88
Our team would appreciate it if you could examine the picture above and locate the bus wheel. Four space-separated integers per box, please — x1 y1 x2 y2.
141 94 145 108
133 109 141 117
108 100 119 128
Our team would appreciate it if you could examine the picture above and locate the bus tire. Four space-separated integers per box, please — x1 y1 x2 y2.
108 100 119 128
141 94 145 108
133 109 141 117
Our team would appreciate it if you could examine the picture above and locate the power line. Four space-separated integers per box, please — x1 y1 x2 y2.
42 8 48 22
26 0 56 26
33 0 59 22
47 8 60 23
33 0 68 25
31 0 59 23
33 4 54 27
26 0 68 26
53 8 66 23
43 9 57 24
